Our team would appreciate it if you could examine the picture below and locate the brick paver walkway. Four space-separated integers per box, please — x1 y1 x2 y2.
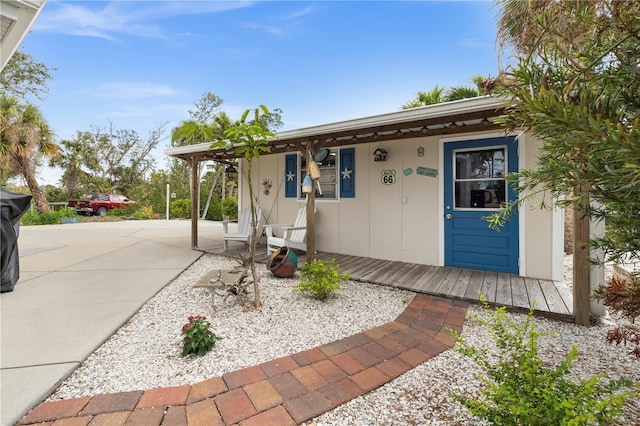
17 294 468 425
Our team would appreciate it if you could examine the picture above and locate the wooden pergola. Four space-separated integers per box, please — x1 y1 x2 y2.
165 96 594 325
167 97 505 250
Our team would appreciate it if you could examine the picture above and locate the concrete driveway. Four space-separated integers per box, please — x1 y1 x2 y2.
0 219 222 426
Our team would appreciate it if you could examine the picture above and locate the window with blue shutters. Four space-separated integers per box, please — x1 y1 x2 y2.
339 148 355 198
285 154 297 197
288 148 355 200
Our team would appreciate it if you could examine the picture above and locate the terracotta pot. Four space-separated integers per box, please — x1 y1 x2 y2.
267 246 298 278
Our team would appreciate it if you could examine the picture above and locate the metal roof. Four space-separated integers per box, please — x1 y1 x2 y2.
165 95 510 165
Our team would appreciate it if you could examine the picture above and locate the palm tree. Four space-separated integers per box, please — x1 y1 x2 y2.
444 86 481 101
170 113 232 217
403 75 488 109
49 138 91 199
402 85 445 109
0 94 58 213
171 120 220 147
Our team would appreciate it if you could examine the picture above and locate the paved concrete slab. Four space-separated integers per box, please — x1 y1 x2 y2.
0 220 218 426
1 364 79 426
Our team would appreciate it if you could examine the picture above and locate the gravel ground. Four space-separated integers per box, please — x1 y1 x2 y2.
48 253 415 399
48 249 639 425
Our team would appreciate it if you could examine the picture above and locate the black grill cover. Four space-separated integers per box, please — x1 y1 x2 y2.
1 189 32 292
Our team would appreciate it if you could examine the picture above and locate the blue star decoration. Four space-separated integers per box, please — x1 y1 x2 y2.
341 167 352 180
286 171 295 181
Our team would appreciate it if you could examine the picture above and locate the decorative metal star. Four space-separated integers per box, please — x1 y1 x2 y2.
286 171 295 181
341 167 352 180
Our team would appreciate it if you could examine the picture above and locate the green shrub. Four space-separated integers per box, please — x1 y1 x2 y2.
180 315 221 357
222 197 238 219
108 204 157 219
294 258 350 300
132 205 158 219
170 199 191 219
452 301 638 425
20 208 80 225
202 198 238 221
204 201 223 221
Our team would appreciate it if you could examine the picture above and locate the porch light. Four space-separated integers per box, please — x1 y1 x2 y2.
373 148 387 162
225 164 237 174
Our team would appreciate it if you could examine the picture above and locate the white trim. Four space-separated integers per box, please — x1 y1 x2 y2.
515 132 526 277
1 0 47 70
438 140 446 266
2 2 19 20
439 130 508 144
238 160 244 212
450 143 508 211
273 96 509 140
552 205 564 282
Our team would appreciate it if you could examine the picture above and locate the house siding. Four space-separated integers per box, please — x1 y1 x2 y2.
240 130 561 281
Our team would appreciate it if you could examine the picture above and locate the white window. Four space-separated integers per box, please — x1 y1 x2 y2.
454 146 506 209
285 147 354 200
299 149 337 200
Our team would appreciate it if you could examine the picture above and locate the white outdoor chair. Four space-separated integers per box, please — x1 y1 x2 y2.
264 207 310 255
223 205 262 251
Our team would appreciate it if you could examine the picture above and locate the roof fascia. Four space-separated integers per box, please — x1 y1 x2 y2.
1 0 47 70
164 95 511 160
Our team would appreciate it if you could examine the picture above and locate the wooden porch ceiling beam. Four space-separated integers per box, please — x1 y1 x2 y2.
169 108 505 163
264 120 502 155
268 109 505 146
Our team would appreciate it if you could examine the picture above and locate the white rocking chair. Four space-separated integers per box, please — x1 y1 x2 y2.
264 207 310 255
223 205 262 251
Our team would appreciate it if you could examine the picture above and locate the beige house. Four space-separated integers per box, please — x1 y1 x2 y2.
166 96 566 282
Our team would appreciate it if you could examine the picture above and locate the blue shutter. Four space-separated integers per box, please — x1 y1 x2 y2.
285 154 297 198
340 148 355 198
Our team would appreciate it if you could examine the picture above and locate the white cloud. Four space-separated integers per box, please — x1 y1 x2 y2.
34 0 255 40
239 3 317 37
241 22 285 36
85 82 184 100
285 5 315 20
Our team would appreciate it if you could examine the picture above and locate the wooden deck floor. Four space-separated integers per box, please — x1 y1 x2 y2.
209 243 574 322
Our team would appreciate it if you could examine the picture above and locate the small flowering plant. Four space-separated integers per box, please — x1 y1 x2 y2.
180 315 221 357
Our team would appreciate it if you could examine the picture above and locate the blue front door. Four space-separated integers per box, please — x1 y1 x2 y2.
443 137 519 273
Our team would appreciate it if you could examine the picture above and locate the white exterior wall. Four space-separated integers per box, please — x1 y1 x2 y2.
240 130 562 280
517 132 563 281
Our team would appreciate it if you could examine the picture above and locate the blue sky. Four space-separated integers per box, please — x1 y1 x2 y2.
20 0 503 184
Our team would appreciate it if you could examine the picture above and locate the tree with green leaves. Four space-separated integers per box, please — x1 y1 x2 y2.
490 0 640 263
49 138 92 199
212 105 274 309
172 92 229 146
489 0 640 329
52 122 166 196
402 85 445 109
171 92 232 218
0 50 55 101
0 94 58 212
402 75 486 109
187 92 224 123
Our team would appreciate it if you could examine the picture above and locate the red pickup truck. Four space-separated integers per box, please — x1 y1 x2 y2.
68 194 135 216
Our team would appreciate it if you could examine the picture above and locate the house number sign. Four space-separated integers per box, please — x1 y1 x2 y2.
381 169 396 185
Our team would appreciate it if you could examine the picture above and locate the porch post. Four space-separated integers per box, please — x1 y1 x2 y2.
573 184 590 326
306 147 317 261
190 156 199 250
